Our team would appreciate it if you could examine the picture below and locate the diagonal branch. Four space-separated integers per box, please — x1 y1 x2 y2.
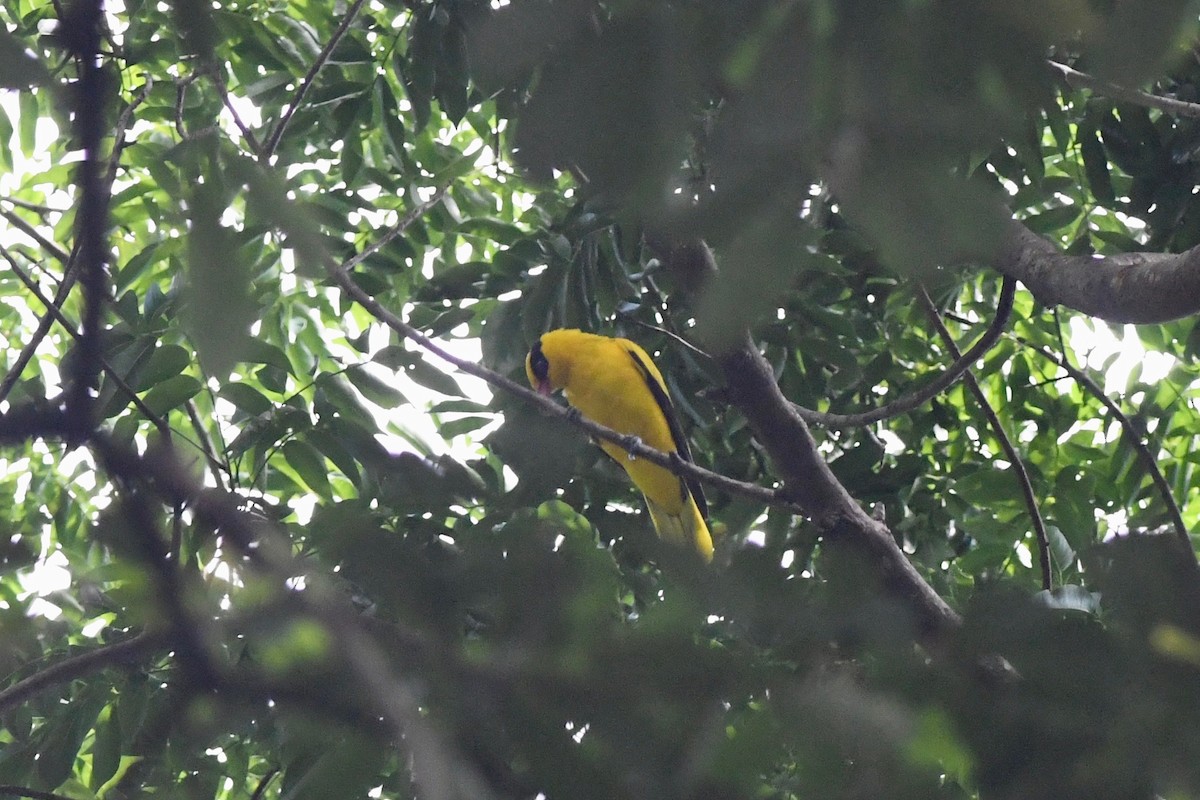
0 631 169 716
918 287 1053 591
646 237 962 640
715 332 961 640
1048 60 1200 120
0 204 72 264
1022 338 1193 560
342 187 449 272
262 0 370 159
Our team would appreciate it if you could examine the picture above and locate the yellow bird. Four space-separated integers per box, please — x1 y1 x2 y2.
525 328 714 561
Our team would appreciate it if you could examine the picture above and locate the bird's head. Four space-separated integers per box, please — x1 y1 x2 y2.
526 329 590 396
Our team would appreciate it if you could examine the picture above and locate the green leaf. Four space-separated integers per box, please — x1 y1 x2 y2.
1022 204 1084 234
222 381 274 415
345 364 407 408
183 183 257 380
35 686 108 788
90 708 122 792
281 439 331 496
404 356 463 397
436 415 492 439
241 338 295 374
141 374 202 415
135 344 190 391
17 88 37 156
1045 524 1077 571
1079 123 1115 205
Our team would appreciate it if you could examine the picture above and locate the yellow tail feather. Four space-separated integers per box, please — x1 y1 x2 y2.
646 493 714 562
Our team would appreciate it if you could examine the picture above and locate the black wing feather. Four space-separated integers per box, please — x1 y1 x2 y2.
625 346 709 521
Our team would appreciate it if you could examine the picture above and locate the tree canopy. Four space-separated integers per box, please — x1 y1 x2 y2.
1 1 1200 799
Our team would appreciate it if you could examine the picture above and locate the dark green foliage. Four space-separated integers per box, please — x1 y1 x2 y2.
0 2 1199 800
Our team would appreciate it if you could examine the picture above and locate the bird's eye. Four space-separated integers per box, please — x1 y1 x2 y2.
529 341 550 381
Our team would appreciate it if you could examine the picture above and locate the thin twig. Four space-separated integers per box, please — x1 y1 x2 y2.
262 0 370 159
0 204 72 264
918 287 1053 590
1048 60 1200 119
325 203 800 516
1022 337 1194 559
342 187 448 272
185 398 230 490
106 77 153 188
793 276 1017 429
618 315 715 363
0 631 168 716
212 67 262 155
1 196 58 214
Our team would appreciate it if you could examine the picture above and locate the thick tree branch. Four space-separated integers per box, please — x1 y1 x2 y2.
61 0 109 444
995 216 1200 323
715 333 961 641
647 238 960 640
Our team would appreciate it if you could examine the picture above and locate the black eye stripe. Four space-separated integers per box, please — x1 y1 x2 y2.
530 340 549 380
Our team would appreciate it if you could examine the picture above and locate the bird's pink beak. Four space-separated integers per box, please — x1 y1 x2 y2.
536 379 552 396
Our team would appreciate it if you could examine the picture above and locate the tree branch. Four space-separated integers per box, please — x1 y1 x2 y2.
649 237 963 640
1048 60 1200 120
2 247 171 436
326 242 800 517
185 398 230 491
0 631 168 716
0 204 72 264
918 287 1052 590
1021 338 1194 559
262 0 370 159
715 332 961 641
0 786 79 800
61 0 109 444
792 277 1016 428
994 216 1200 324
211 66 262 155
